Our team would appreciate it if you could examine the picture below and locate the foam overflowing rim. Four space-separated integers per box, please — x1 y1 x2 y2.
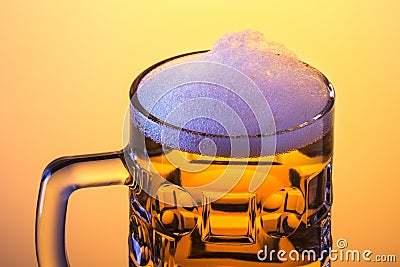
129 51 335 139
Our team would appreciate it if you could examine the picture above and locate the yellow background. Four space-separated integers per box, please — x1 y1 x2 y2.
1 1 399 266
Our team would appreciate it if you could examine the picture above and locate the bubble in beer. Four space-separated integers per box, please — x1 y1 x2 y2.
133 30 331 156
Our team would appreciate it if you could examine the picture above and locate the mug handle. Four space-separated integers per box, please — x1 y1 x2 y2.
35 151 132 267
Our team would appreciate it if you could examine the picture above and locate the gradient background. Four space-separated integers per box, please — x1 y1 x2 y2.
1 1 399 266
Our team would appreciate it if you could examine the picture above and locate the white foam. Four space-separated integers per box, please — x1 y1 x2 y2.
132 30 333 157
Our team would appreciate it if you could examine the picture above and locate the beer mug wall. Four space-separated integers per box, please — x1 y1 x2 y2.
36 30 335 267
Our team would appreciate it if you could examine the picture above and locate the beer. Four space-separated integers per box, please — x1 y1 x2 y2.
128 128 332 266
126 30 334 266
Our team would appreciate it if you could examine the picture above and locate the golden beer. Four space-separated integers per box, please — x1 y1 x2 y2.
127 125 333 266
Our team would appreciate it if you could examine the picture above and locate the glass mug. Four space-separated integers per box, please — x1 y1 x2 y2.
36 51 334 267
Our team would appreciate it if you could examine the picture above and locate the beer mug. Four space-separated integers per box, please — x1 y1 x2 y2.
36 35 334 267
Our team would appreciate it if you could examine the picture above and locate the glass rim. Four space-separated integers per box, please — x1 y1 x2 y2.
129 50 335 139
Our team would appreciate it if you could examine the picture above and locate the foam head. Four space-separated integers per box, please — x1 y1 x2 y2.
131 30 333 157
